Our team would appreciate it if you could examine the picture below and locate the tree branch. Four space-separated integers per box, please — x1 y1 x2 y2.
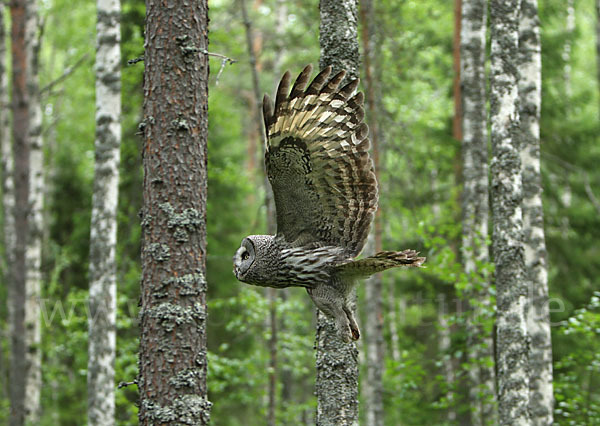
41 53 90 94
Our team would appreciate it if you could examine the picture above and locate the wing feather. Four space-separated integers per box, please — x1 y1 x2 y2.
264 65 378 257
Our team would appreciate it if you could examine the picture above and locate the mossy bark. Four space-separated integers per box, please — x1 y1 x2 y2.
137 0 211 423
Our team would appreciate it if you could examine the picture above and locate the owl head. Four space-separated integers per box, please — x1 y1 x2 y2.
233 235 276 286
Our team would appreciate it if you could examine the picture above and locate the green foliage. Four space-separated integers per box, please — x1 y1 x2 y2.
554 292 600 424
0 0 598 423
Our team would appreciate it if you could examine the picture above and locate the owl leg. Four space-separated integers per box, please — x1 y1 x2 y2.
306 286 353 343
343 305 360 340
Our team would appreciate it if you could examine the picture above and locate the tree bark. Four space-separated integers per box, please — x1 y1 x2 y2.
316 1 360 425
9 0 42 422
0 0 15 406
519 1 554 424
360 0 384 424
240 2 279 423
24 0 43 419
490 1 530 425
460 0 497 424
87 0 121 423
9 1 28 423
137 0 212 423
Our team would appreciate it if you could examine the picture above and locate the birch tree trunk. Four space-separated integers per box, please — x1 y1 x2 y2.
460 0 497 424
24 0 43 419
316 0 360 424
137 0 211 423
0 0 15 405
87 0 121 423
360 0 384 424
519 2 554 424
490 1 530 424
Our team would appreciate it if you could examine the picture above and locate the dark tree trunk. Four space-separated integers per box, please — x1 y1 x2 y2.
137 0 211 423
490 0 530 424
9 0 29 423
460 0 497 424
360 0 384 424
316 0 360 424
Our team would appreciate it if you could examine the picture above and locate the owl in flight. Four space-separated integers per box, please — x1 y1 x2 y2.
234 65 425 342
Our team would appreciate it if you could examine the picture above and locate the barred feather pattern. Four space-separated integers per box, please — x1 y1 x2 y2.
335 249 426 279
234 65 426 342
263 64 378 257
277 245 346 286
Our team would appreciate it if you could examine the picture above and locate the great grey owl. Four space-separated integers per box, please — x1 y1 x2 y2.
233 64 425 342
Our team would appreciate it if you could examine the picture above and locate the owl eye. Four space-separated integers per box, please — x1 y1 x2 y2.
242 251 249 261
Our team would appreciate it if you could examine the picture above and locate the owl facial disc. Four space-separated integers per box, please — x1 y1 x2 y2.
233 238 255 280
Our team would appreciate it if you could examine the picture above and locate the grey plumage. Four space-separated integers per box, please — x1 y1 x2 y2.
234 65 425 342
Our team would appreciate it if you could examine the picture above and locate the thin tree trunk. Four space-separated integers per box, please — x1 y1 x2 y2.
137 0 211 423
562 0 575 97
24 0 43 419
490 1 530 425
519 2 553 424
387 284 401 362
460 0 497 424
360 0 384 424
87 0 121 423
596 0 600 116
9 0 34 422
239 1 278 423
0 0 15 405
453 0 463 141
316 1 360 424
437 295 457 422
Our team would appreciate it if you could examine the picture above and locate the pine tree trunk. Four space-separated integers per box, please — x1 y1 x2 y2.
240 2 279 423
9 0 28 422
137 0 211 423
87 0 121 423
0 0 15 406
519 1 554 424
24 0 43 418
316 0 360 424
9 0 42 422
490 1 530 425
460 0 497 424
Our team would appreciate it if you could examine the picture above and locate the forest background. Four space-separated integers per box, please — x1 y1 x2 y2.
0 0 599 424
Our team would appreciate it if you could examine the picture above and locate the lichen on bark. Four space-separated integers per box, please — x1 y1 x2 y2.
316 0 360 425
137 0 211 423
490 0 530 424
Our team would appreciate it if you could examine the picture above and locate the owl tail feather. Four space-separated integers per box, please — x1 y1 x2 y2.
335 249 426 279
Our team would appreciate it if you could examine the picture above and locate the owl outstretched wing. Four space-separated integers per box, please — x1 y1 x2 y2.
263 65 378 257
